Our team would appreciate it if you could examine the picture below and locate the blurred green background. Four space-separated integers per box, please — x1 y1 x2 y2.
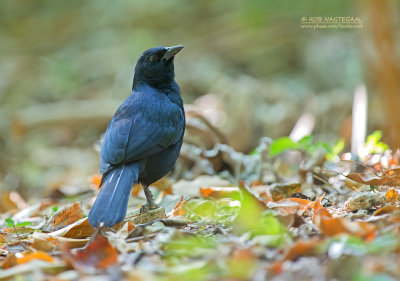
0 0 398 196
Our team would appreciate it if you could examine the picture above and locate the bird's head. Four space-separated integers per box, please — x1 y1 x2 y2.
133 45 184 89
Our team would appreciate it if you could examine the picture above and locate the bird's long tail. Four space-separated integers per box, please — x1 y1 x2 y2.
88 163 140 227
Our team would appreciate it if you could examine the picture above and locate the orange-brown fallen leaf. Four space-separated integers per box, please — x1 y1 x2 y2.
47 217 94 239
16 251 54 264
48 202 83 231
63 232 118 272
269 182 301 201
269 238 322 275
282 239 321 261
89 174 103 187
162 186 173 195
131 183 142 196
115 220 136 238
32 235 55 252
313 204 376 240
62 218 95 239
151 177 173 192
0 191 28 213
267 198 312 217
199 186 240 198
385 189 399 203
0 233 10 244
33 232 89 249
345 168 400 187
170 196 185 216
2 253 17 269
374 205 400 216
312 194 325 215
259 191 273 203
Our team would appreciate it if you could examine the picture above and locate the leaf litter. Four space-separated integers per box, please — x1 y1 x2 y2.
2 131 400 280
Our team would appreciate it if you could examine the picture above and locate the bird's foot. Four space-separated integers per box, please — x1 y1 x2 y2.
140 202 159 214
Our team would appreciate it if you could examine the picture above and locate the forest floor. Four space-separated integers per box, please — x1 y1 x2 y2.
1 131 400 281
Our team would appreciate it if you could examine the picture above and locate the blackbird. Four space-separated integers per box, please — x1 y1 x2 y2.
88 45 185 227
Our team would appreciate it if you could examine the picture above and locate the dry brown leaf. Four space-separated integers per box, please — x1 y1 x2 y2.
199 186 240 198
32 236 54 252
0 191 28 213
48 217 94 238
16 251 54 264
62 218 95 238
374 205 400 216
63 232 118 272
47 202 83 232
170 196 185 217
89 174 103 187
345 168 400 187
151 177 173 192
282 239 321 261
267 198 311 216
313 204 375 239
0 233 10 244
269 183 301 201
32 232 89 249
131 183 142 196
385 189 399 203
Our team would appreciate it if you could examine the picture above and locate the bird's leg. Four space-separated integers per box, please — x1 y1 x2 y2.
140 185 159 213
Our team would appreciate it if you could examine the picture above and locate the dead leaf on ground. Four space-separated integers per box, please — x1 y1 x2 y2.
282 239 321 261
169 195 185 217
46 217 94 238
345 168 400 187
16 251 54 264
89 174 102 187
0 191 28 213
269 182 301 201
374 205 400 216
313 204 376 239
267 198 312 217
63 232 118 272
46 202 83 232
32 232 89 249
2 253 17 269
199 186 240 198
385 189 399 203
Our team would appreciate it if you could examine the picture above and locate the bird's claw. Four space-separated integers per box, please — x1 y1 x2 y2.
140 202 159 214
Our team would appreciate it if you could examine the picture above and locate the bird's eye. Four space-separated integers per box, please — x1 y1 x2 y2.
149 55 158 63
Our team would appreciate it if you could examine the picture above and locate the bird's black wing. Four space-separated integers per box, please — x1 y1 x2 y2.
99 92 184 174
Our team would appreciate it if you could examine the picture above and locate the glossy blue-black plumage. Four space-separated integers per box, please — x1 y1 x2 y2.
88 46 185 227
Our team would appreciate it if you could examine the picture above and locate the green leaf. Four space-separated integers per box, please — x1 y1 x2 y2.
353 273 399 281
366 233 400 254
247 148 259 155
184 198 240 225
250 211 291 247
325 138 345 161
15 221 32 227
269 137 299 158
365 130 389 154
366 130 382 144
5 218 14 228
298 135 313 147
163 233 217 258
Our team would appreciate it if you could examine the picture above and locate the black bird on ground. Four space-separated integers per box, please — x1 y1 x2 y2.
88 45 185 227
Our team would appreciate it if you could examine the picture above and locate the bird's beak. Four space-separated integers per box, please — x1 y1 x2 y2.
162 45 184 61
